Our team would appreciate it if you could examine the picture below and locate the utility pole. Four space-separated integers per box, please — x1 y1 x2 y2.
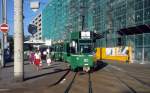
14 0 24 81
1 0 7 68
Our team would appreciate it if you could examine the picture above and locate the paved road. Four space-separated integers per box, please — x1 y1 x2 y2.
0 61 69 92
0 61 150 93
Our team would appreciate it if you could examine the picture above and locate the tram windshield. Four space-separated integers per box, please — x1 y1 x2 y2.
80 45 92 54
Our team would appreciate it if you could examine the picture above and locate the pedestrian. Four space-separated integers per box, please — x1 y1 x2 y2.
29 49 35 64
42 50 47 63
46 48 52 66
34 49 42 71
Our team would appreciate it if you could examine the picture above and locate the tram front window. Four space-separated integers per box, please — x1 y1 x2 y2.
80 45 92 54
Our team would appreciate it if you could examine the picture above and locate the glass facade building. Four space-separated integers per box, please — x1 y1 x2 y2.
42 0 70 40
42 0 95 40
93 0 150 63
42 0 150 63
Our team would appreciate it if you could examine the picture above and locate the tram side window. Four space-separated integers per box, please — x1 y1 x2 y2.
70 47 76 54
66 44 70 56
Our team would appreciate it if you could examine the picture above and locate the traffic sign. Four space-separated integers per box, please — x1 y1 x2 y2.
0 23 9 33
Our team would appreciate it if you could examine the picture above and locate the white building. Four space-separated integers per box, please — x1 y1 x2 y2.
30 13 42 41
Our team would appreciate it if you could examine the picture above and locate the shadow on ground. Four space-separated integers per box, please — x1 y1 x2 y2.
93 61 108 72
48 69 70 87
42 66 59 70
24 68 69 81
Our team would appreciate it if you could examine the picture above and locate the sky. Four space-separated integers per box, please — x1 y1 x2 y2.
0 0 49 36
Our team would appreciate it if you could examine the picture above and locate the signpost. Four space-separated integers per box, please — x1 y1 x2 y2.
0 23 9 33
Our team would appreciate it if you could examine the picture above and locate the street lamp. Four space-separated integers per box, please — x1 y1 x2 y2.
30 0 40 12
29 0 40 42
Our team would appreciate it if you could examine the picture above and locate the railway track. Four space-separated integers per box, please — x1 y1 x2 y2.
105 65 150 93
49 68 71 87
88 72 93 93
107 68 137 93
109 65 150 88
64 72 78 93
64 72 93 93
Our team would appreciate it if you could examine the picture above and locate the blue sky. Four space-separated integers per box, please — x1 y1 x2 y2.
0 0 49 36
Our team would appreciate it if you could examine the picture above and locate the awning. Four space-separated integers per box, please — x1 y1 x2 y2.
118 24 150 35
24 40 45 45
93 32 105 39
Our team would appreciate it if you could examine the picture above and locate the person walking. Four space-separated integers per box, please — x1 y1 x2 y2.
34 49 42 71
46 48 52 66
29 50 35 64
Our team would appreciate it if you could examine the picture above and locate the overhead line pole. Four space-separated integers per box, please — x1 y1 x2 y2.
1 0 7 68
14 0 24 81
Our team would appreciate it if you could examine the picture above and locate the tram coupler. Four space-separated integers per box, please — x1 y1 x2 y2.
83 64 90 72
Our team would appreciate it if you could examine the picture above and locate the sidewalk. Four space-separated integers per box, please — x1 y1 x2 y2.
0 60 69 92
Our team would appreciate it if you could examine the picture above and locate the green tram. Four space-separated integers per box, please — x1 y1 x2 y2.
52 31 98 72
51 41 63 61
